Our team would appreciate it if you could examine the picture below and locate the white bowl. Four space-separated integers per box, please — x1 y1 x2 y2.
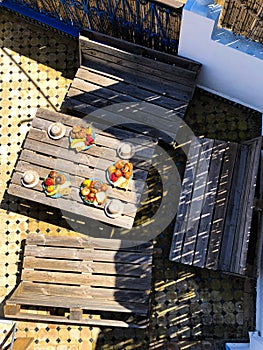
117 143 134 159
104 199 124 218
48 122 66 140
21 170 39 188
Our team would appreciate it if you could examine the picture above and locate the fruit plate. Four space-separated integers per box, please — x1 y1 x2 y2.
69 125 96 152
106 163 133 190
42 171 70 198
80 178 108 206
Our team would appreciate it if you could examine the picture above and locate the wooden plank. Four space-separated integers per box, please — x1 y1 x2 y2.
23 257 151 276
21 270 149 290
4 310 144 328
181 139 214 265
232 137 261 274
81 39 196 87
21 281 149 303
26 233 153 251
8 294 148 314
80 32 201 73
81 35 195 79
205 142 238 270
8 183 135 229
219 144 248 272
72 74 188 111
24 245 152 265
78 58 192 102
194 141 226 268
169 138 202 262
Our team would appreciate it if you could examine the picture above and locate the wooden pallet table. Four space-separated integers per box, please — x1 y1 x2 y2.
8 108 156 229
4 233 153 328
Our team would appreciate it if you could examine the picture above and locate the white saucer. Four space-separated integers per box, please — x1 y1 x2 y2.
47 123 66 140
104 200 124 218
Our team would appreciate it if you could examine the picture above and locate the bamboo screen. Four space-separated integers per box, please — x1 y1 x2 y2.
219 0 263 43
13 0 183 53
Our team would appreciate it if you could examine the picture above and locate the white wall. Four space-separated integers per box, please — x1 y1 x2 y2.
178 0 263 113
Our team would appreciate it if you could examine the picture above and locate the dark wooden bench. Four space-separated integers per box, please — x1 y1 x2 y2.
4 233 153 328
61 32 201 144
169 136 262 275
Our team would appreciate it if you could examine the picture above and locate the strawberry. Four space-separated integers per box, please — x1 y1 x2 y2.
86 135 94 145
45 178 54 186
110 173 118 182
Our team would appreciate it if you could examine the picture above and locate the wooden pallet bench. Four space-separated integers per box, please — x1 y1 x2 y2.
61 31 201 144
4 234 153 328
169 136 262 275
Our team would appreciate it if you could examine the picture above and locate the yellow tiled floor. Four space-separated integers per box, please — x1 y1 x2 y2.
0 9 100 350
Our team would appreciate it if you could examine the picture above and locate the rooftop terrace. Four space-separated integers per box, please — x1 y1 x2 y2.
0 8 262 350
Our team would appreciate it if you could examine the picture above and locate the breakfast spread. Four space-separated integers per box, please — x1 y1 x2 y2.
69 124 96 152
80 178 108 206
106 160 133 190
43 170 70 198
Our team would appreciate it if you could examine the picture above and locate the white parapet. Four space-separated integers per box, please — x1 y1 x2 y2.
178 0 263 113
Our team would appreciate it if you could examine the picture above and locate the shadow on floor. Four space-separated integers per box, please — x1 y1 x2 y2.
0 9 79 80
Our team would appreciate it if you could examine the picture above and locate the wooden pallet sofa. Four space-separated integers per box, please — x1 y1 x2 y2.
169 136 262 275
4 234 153 328
61 31 201 144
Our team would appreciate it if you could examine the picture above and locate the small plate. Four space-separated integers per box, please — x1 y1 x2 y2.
69 126 96 152
80 178 107 206
43 171 70 198
106 163 133 188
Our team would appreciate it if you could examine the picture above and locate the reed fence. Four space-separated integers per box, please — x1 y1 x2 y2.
220 0 263 43
10 0 183 53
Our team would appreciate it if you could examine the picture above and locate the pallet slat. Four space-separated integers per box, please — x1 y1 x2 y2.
194 141 226 268
181 139 214 265
169 138 202 262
